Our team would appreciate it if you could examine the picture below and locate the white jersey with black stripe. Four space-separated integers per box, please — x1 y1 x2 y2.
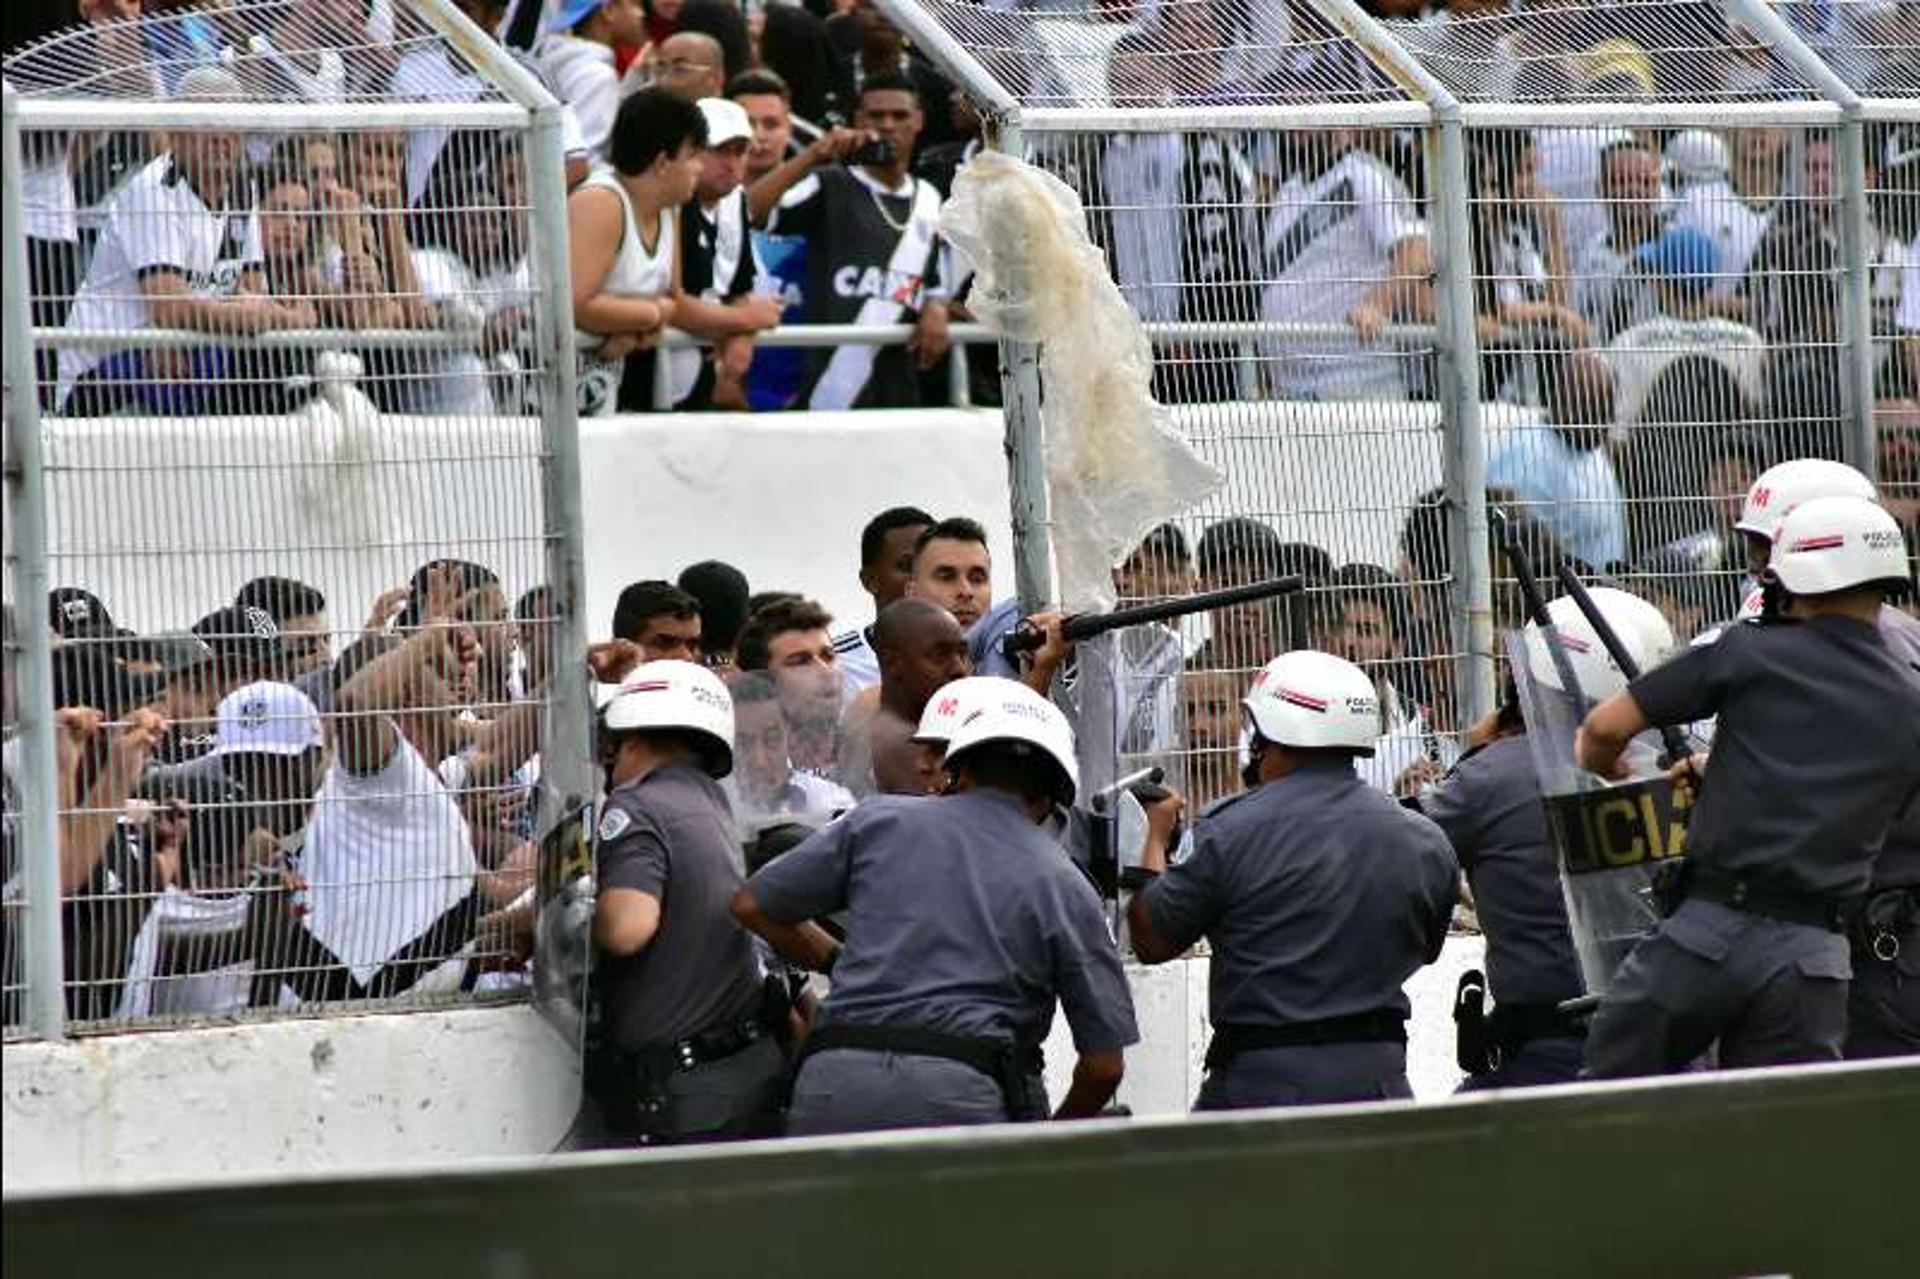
832 626 879 701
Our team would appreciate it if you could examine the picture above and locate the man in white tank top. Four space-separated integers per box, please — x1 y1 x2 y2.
566 88 707 415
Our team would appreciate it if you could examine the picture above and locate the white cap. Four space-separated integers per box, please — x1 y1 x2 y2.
1665 128 1729 183
697 97 752 148
940 678 1080 804
1242 650 1380 755
600 659 736 777
1522 588 1675 700
911 676 1007 746
1768 496 1912 597
1735 458 1878 542
211 681 323 758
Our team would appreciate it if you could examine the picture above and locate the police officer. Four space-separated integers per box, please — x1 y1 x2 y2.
589 660 819 1144
1421 589 1673 1089
731 677 1138 1134
1729 460 1920 1058
1129 651 1459 1109
1577 497 1920 1076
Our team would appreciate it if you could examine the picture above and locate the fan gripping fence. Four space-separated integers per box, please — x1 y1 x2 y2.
2 0 593 1040
874 0 1920 810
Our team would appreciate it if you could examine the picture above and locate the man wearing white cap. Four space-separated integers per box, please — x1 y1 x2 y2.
209 680 326 844
668 97 783 409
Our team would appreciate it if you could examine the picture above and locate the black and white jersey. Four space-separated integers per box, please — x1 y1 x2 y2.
669 187 762 404
831 625 879 700
768 165 944 410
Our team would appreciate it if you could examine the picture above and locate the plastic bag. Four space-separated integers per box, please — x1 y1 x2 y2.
942 151 1222 611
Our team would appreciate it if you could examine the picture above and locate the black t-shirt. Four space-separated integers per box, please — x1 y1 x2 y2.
1629 615 1920 896
768 165 944 410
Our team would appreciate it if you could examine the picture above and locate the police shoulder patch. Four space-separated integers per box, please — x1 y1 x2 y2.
597 806 632 843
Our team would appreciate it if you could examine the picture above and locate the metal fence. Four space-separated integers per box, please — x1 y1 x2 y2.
1 0 592 1040
878 0 1920 807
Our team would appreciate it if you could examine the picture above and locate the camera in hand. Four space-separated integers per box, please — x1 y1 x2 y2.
845 138 896 166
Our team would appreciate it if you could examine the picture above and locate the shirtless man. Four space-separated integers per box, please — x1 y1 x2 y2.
842 600 972 796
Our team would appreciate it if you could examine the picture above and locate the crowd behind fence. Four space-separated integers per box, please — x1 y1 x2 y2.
3 0 1920 1042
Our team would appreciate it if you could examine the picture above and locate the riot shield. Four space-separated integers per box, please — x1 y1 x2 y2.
1508 634 1692 995
533 800 594 1054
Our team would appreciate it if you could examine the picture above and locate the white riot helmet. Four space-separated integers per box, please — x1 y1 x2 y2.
1522 588 1676 700
911 676 1006 748
1767 496 1912 597
1734 458 1878 543
1242 650 1381 756
1665 129 1730 185
940 678 1080 804
598 659 736 777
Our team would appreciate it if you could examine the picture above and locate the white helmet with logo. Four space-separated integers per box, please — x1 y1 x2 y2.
1522 588 1676 699
1734 458 1878 543
1665 128 1730 184
1768 495 1912 597
599 659 736 777
1242 650 1381 755
940 678 1080 804
911 676 1007 747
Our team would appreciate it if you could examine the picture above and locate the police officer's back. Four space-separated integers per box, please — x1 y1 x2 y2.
1423 589 1675 1089
1130 651 1458 1109
589 661 797 1145
1576 498 1920 1076
734 678 1139 1134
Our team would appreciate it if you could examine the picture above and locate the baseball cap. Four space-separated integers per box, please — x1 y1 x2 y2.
192 605 284 676
137 632 218 679
48 587 116 639
549 0 606 31
211 681 324 758
1637 226 1719 295
697 98 752 148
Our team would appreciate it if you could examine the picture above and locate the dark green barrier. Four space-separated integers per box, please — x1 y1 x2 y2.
6 1060 1915 1278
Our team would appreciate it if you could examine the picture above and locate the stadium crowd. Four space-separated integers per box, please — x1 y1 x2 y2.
3 0 1919 1126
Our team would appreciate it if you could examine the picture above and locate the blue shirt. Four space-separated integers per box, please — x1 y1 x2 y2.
748 790 1139 1053
1486 423 1627 570
1142 759 1458 1027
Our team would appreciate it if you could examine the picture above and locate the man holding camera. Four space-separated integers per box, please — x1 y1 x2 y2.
745 74 951 410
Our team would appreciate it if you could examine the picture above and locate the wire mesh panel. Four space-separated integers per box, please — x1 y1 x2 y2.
1458 119 1852 637
907 0 1418 109
1026 117 1460 805
1868 109 1920 579
2 1 579 1033
1384 0 1824 104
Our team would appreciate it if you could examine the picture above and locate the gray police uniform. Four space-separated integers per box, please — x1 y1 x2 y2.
1849 606 1920 1059
593 762 785 1145
1421 734 1587 1089
1139 758 1458 1110
746 789 1138 1135
1586 615 1920 1078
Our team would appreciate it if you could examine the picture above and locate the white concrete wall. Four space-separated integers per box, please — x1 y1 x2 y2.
4 939 1482 1195
1041 936 1481 1114
42 409 1018 641
2 1004 580 1197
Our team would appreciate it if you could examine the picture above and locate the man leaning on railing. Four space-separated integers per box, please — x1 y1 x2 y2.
54 66 317 418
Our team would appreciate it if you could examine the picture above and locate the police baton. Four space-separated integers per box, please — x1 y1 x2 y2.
1491 507 1590 723
999 576 1307 661
1552 563 1696 770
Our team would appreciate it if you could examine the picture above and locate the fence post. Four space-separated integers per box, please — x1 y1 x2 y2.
990 121 1058 612
523 100 596 857
2 83 68 1040
1313 0 1493 723
1721 0 1877 477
